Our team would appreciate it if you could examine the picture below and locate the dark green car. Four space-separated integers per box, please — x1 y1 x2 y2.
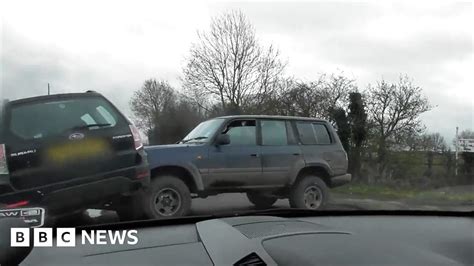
0 91 151 223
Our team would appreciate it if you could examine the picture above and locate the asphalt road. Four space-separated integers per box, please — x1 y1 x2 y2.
59 193 360 227
56 191 472 227
190 193 359 215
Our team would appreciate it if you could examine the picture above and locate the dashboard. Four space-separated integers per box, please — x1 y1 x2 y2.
21 213 474 265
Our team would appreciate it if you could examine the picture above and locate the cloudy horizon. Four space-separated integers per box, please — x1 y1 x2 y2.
1 0 472 143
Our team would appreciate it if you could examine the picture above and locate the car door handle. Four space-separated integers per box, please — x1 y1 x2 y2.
292 153 300 156
250 154 259 157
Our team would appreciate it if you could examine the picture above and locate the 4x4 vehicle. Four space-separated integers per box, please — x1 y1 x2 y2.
0 91 150 222
145 115 351 217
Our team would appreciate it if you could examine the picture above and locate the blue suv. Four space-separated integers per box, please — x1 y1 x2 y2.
143 115 351 218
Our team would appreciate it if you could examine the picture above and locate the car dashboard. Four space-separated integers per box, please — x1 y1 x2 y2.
21 213 473 265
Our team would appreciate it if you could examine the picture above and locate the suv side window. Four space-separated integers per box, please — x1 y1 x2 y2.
313 123 332 144
296 122 317 145
261 120 288 146
296 122 333 145
222 119 256 146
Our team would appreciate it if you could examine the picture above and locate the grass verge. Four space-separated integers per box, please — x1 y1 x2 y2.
333 184 474 205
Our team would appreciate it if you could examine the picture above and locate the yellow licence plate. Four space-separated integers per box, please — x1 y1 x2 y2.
47 139 109 163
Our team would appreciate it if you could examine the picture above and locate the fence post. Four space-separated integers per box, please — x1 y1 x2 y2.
455 126 458 176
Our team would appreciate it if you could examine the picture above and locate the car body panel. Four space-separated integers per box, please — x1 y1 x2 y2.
260 144 305 186
145 144 206 190
207 145 262 188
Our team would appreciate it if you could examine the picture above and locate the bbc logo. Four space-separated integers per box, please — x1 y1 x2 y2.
11 228 138 247
11 228 76 247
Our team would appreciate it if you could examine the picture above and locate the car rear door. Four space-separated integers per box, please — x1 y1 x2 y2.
259 119 304 186
295 121 347 175
4 94 137 190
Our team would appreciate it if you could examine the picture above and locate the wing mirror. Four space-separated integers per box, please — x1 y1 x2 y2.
215 134 230 145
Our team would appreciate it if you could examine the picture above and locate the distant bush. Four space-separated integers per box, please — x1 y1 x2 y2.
360 150 472 189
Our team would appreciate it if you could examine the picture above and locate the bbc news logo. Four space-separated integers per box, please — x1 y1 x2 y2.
11 228 138 247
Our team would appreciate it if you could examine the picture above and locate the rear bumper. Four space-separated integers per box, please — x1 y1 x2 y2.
0 168 150 214
41 175 150 214
330 173 352 188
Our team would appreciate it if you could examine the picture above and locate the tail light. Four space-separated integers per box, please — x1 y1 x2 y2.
6 200 29 208
0 144 8 175
136 170 149 179
129 125 144 150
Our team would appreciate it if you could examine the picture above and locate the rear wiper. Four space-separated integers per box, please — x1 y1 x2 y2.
180 136 208 144
70 123 111 130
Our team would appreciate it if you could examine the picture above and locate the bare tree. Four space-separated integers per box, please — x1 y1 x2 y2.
419 132 447 152
130 79 176 134
366 75 432 172
319 73 355 118
275 73 355 120
182 11 285 113
279 80 323 117
458 129 474 139
130 79 206 144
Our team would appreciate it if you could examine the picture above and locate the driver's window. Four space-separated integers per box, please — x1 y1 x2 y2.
222 119 256 146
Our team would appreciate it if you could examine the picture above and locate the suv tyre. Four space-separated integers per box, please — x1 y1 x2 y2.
246 192 277 209
143 176 191 219
289 175 329 210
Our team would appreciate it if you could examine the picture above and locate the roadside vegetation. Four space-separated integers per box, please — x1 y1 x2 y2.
334 183 474 205
129 10 473 192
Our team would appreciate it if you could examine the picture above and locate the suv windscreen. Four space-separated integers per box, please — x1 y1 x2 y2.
182 118 224 143
8 97 120 140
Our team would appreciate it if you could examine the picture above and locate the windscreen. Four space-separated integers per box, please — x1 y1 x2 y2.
0 0 472 242
182 118 224 143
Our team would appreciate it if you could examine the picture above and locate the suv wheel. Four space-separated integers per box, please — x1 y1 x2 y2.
143 176 191 219
247 192 277 209
289 175 329 210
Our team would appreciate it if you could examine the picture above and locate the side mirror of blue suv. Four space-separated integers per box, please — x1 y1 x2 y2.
215 134 230 146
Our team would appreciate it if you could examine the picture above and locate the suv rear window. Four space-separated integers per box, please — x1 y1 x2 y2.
8 97 121 140
296 122 332 145
313 123 332 144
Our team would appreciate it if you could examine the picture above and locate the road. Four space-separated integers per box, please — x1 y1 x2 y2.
66 193 360 227
60 192 471 227
190 193 360 215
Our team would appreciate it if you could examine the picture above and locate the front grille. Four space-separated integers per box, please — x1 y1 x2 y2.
234 252 266 266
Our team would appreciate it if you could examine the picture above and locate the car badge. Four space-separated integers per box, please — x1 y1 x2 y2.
69 132 85 140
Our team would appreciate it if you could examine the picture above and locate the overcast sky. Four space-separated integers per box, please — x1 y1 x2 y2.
1 0 472 143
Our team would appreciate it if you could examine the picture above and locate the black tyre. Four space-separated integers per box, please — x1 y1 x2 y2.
289 175 329 210
247 192 277 209
142 176 191 219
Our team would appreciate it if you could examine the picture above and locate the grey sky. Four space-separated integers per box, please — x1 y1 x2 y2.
1 1 472 143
